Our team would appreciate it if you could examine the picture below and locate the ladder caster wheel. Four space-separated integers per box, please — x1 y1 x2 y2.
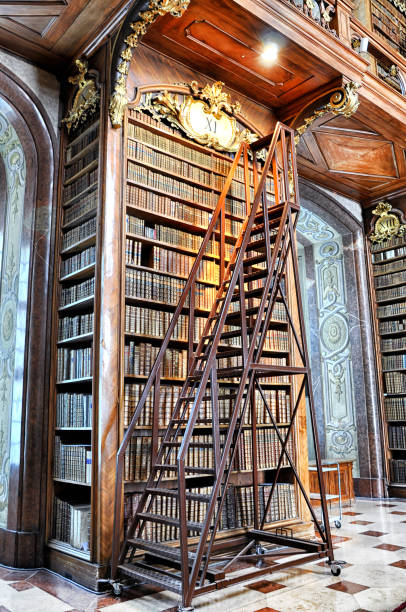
331 564 341 577
112 582 123 597
320 524 325 533
335 520 342 529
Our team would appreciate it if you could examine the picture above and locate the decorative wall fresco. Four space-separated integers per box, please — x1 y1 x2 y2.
0 110 26 527
297 207 359 475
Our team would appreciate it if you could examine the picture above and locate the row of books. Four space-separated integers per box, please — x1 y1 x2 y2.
390 459 406 483
213 354 288 373
63 168 98 204
62 217 96 251
124 343 188 378
128 140 249 201
374 270 406 288
54 436 92 483
61 245 96 278
63 190 98 228
150 245 220 283
236 428 293 471
385 371 406 393
372 244 406 261
381 337 406 352
56 393 92 428
124 306 206 340
56 347 93 381
125 239 142 266
127 122 253 185
125 269 217 308
124 436 151 481
382 354 406 370
377 302 406 318
58 313 94 341
380 318 406 333
65 143 98 181
376 284 406 302
388 425 406 449
126 214 233 259
52 497 91 552
124 482 296 540
374 259 406 276
66 122 99 162
60 277 94 307
385 396 406 421
123 384 291 429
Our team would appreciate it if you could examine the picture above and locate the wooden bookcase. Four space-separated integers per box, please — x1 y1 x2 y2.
47 112 101 563
119 100 303 543
369 229 406 496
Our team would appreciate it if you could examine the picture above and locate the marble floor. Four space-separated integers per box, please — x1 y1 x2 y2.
1 498 406 612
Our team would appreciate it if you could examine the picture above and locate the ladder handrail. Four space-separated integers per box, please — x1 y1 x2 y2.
111 142 247 579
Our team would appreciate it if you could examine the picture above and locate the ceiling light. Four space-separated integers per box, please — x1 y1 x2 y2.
260 43 278 63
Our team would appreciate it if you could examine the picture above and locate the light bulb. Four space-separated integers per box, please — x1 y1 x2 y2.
261 43 278 63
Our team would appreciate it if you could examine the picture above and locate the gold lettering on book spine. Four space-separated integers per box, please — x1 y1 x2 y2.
109 0 190 128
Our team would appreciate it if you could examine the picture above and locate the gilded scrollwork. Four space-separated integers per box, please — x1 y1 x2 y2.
295 81 361 144
142 81 258 153
109 0 190 128
62 59 100 132
369 201 406 244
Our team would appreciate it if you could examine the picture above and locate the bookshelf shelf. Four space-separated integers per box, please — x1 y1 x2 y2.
62 207 97 231
63 183 98 209
59 296 94 313
55 427 92 431
47 539 91 561
66 138 98 166
60 263 96 283
369 228 406 493
57 333 93 346
64 159 98 187
53 478 92 486
56 377 93 384
60 233 97 256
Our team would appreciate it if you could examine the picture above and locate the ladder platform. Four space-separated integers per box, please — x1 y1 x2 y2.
118 563 182 594
249 529 327 552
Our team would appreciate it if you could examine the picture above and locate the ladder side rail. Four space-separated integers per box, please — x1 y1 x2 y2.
185 124 288 594
287 206 334 556
111 143 246 579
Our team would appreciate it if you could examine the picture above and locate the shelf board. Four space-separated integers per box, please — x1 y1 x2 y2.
381 347 406 354
58 296 94 313
374 266 406 278
386 419 406 423
388 447 406 451
63 182 98 209
59 263 95 283
384 393 406 396
125 294 211 316
66 119 99 150
389 482 406 487
65 137 98 166
126 230 223 262
56 377 93 385
378 310 406 320
382 368 406 372
47 539 91 561
380 330 406 337
62 207 97 232
57 333 93 346
55 427 92 431
60 233 97 256
126 262 219 288
53 477 91 486
376 294 406 305
375 279 406 291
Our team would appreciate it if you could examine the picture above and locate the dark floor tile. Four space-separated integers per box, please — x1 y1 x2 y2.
332 535 351 543
327 580 369 594
351 609 373 612
390 560 406 569
377 503 396 507
254 608 281 612
359 530 388 537
28 570 97 609
247 579 286 593
375 543 404 551
2 569 37 581
160 608 178 612
343 511 362 516
8 581 34 592
350 520 374 525
391 511 406 515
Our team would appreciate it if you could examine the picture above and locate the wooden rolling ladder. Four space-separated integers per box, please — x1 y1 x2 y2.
110 123 341 610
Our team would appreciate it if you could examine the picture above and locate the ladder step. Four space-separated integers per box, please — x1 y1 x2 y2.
118 563 182 594
137 512 203 531
190 367 243 380
171 417 228 424
155 464 216 475
128 537 196 562
198 348 242 361
249 529 326 552
145 487 211 503
163 441 215 449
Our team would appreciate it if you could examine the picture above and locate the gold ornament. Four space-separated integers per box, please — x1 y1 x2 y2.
142 81 257 153
109 0 190 128
369 202 406 244
62 59 100 132
295 81 361 144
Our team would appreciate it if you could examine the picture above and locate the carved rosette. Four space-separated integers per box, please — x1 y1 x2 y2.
295 81 361 144
109 0 190 128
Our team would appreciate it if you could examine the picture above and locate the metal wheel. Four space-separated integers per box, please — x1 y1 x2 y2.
112 582 123 597
335 520 342 529
331 564 341 577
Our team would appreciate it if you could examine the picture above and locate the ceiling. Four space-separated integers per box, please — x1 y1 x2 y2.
0 0 130 68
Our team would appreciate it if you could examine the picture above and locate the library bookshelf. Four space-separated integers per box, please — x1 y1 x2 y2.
47 103 102 576
368 209 406 497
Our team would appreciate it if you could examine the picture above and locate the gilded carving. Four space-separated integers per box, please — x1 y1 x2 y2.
62 59 100 132
369 201 406 244
295 82 361 144
109 0 190 128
